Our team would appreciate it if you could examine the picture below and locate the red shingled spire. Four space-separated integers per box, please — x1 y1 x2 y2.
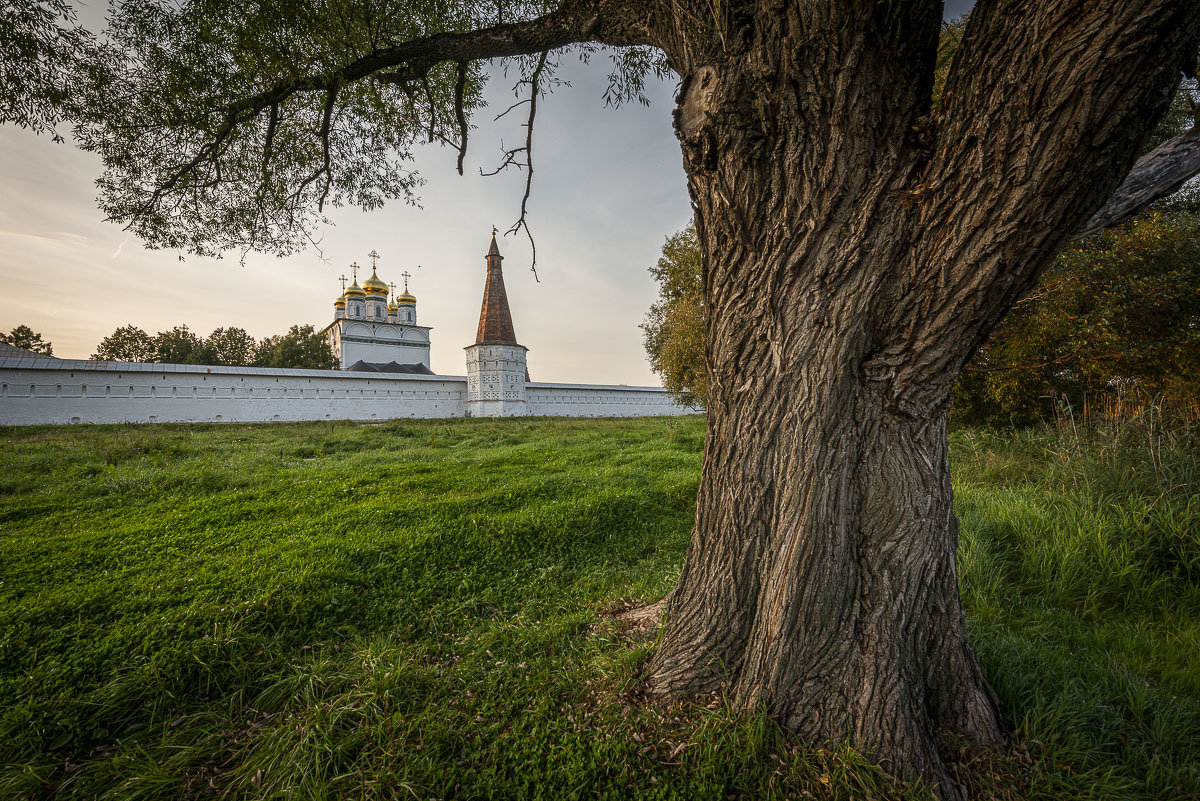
475 230 518 344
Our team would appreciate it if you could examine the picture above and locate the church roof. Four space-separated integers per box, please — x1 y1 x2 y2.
345 360 434 374
0 342 46 359
475 232 519 345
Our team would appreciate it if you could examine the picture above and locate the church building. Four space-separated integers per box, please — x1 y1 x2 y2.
321 250 432 372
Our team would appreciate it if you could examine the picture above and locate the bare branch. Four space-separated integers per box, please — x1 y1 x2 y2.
493 97 531 121
479 142 526 176
506 50 549 279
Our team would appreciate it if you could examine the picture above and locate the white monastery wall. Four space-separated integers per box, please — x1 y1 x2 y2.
0 358 468 425
0 358 694 425
526 382 695 418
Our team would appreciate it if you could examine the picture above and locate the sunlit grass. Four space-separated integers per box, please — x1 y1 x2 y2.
0 415 1196 800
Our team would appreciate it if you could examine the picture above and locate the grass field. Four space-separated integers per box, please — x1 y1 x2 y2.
1 415 1197 800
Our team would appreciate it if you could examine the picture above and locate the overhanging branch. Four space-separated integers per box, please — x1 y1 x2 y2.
1074 125 1200 237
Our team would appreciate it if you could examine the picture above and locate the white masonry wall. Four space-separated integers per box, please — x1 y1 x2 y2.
0 358 468 425
526 382 697 417
0 358 696 425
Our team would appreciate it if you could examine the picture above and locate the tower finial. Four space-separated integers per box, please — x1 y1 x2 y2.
368 249 380 269
338 274 348 292
389 281 397 301
401 270 411 291
350 262 359 282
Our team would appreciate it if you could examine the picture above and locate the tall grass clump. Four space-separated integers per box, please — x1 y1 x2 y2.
953 400 1200 799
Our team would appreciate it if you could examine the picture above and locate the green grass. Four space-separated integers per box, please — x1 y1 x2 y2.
0 415 1197 800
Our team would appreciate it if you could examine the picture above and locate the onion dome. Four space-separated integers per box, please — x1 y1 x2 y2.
344 280 365 298
334 295 346 308
396 289 416 304
362 268 388 296
387 302 397 314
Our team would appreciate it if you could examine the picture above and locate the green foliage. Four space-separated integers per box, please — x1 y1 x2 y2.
641 224 706 408
205 326 256 366
0 0 95 137
954 212 1200 425
930 16 966 113
150 323 215 364
90 324 154 361
252 323 337 369
0 324 53 355
1 416 1197 800
91 323 333 368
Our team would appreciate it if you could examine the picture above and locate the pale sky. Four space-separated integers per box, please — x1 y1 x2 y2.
0 2 972 384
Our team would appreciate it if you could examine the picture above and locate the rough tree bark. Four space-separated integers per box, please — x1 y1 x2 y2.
641 1 1200 796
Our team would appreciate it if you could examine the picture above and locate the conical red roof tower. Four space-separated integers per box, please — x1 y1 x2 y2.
474 231 518 345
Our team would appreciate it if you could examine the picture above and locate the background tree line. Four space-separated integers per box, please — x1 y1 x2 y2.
91 323 336 369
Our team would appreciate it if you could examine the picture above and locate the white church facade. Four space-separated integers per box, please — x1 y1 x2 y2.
0 235 694 425
321 251 433 372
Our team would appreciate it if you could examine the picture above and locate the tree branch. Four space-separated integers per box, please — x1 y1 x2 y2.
506 50 548 279
454 61 469 175
224 2 644 121
1074 125 1200 237
130 0 648 221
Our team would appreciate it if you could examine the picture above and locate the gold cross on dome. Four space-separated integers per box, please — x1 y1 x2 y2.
368 249 380 269
400 270 411 291
491 226 498 237
388 281 397 300
338 274 347 292
350 262 359 281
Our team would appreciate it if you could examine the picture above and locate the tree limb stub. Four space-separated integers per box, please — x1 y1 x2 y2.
1075 124 1200 237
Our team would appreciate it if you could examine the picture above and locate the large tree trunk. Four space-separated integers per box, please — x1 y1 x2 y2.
643 0 1200 796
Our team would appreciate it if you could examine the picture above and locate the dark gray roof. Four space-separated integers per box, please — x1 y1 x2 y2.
0 342 50 359
345 360 435 374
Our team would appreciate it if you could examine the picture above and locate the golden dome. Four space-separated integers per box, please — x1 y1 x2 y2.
344 280 364 298
362 268 388 296
395 290 416 304
334 296 346 307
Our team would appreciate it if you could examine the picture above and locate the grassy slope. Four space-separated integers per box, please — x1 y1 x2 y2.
0 416 1196 800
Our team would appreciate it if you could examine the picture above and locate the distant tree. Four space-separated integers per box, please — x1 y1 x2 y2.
253 325 336 370
152 325 215 364
641 224 706 408
91 324 153 362
0 0 95 138
205 326 257 366
1 324 53 355
954 210 1200 423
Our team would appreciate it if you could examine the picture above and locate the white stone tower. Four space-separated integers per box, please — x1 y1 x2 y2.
465 232 527 417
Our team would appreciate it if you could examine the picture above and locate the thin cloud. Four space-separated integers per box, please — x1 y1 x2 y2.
111 234 131 259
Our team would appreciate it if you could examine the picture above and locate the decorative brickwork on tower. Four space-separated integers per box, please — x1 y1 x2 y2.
466 232 528 417
475 232 518 344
